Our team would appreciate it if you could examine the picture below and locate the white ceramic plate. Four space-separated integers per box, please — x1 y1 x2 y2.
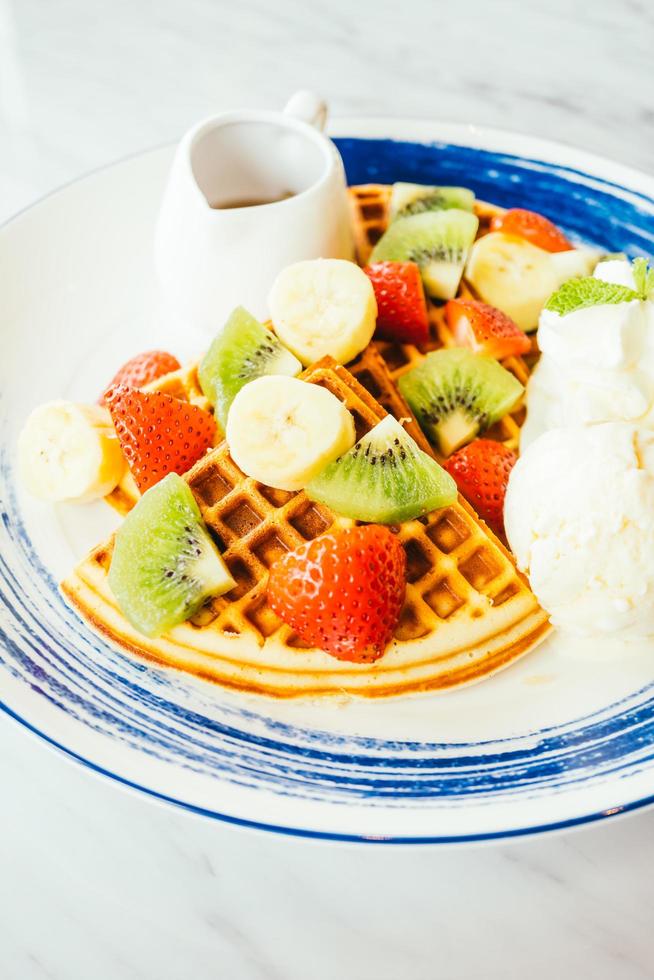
1 119 654 843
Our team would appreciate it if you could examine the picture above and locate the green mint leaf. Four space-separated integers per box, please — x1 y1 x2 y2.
545 277 639 316
631 257 654 300
633 257 648 297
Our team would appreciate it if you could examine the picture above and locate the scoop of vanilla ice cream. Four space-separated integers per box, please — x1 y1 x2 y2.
521 350 654 449
519 359 565 448
506 422 654 637
520 259 654 450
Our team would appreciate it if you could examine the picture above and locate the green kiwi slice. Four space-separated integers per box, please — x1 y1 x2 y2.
370 209 479 300
390 182 475 221
199 306 301 430
398 349 524 456
306 414 457 523
108 473 235 637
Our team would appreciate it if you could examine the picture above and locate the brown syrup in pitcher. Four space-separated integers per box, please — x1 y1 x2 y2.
211 191 294 209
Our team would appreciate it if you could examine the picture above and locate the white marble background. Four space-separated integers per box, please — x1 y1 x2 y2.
1 1 653 977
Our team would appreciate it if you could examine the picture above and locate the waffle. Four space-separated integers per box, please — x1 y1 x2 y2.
63 356 550 698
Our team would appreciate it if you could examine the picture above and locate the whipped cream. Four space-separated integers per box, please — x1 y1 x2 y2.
521 259 654 449
594 258 637 289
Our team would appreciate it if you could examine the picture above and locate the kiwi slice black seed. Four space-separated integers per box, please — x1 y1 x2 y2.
198 306 301 430
370 209 479 300
108 473 234 637
306 414 457 523
390 182 475 220
398 349 524 456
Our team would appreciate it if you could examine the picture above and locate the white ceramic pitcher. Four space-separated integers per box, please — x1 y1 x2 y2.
154 91 354 334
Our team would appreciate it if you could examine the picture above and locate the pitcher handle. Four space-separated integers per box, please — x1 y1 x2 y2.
283 90 328 132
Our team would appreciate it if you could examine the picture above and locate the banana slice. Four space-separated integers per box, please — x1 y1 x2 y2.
226 376 356 491
269 259 377 366
18 401 125 502
465 232 560 332
550 246 600 281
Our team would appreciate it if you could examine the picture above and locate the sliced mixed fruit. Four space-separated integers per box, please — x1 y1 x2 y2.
108 473 235 637
445 439 517 539
18 400 126 503
267 524 406 663
269 258 377 365
398 348 524 457
306 414 456 523
106 384 217 493
389 182 475 221
370 209 479 301
99 349 181 406
17 343 188 504
198 306 301 430
445 298 531 360
489 208 572 253
364 260 430 346
226 375 356 491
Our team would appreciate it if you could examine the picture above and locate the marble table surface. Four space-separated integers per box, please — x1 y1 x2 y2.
1 1 653 977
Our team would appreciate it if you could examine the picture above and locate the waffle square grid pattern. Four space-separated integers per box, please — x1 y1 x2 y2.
96 358 532 650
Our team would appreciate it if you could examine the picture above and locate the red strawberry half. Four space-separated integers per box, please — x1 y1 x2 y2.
445 439 517 539
106 384 216 493
267 524 407 663
445 298 531 360
490 208 572 253
99 350 181 406
364 261 430 345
